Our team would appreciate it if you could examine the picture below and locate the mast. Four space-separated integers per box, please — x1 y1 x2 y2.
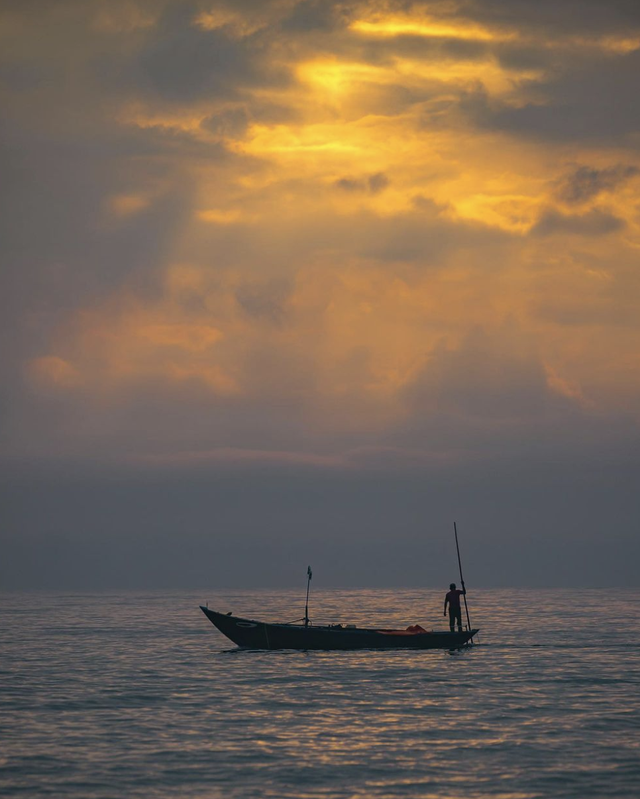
454 522 473 634
304 565 312 627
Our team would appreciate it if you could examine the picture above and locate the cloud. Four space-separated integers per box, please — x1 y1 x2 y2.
334 172 390 194
554 164 639 204
531 208 626 237
234 279 293 325
132 9 280 103
404 323 552 422
281 0 347 33
201 106 251 140
463 0 640 38
469 49 640 141
26 356 80 391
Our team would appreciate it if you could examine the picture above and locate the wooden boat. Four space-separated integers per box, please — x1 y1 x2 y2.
200 606 478 650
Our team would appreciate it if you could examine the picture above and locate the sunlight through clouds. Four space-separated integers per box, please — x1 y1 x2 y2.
350 14 518 43
2 0 640 463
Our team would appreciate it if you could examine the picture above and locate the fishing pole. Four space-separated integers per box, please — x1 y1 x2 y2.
454 522 473 637
304 565 312 628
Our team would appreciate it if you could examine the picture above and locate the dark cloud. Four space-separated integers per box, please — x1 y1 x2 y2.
2 422 638 589
281 0 346 33
247 98 301 125
531 208 625 237
356 209 511 262
0 61 49 91
411 195 448 214
555 164 639 204
201 106 251 139
234 279 293 325
531 256 640 328
466 48 640 142
463 0 640 35
0 118 196 320
493 43 554 72
183 199 511 275
335 177 362 191
357 34 490 64
405 325 551 421
368 172 389 194
132 9 285 103
334 172 390 194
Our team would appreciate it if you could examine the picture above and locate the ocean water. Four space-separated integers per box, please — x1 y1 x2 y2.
1 588 639 799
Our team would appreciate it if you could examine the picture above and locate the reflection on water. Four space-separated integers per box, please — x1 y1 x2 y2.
1 589 639 798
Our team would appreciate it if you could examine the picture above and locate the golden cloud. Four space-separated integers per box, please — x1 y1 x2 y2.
18 0 640 444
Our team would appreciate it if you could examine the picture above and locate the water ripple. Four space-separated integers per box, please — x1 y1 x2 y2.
1 588 639 798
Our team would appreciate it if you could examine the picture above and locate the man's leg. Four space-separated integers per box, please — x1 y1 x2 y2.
448 610 455 632
456 608 462 632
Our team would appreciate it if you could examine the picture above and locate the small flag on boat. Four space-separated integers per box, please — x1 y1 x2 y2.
307 565 312 580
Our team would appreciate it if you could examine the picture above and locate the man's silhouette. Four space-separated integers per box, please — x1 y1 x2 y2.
444 582 466 632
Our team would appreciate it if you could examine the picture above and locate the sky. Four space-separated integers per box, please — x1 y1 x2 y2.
1 0 639 590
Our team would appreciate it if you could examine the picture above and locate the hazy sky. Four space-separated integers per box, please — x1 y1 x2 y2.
2 0 639 589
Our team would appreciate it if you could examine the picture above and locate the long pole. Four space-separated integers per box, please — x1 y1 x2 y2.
454 522 472 633
304 565 312 627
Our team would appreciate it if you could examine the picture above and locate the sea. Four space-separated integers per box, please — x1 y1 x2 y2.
1 588 639 799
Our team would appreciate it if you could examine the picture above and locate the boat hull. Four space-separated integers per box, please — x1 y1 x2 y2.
200 607 477 650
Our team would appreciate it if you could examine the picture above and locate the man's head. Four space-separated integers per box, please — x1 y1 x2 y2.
449 583 456 590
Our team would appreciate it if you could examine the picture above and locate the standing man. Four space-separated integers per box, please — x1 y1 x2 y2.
444 582 466 632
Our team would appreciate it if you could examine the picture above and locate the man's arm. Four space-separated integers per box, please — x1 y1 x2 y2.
443 596 449 616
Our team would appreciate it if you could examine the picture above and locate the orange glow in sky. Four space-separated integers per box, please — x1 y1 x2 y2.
2 0 640 465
